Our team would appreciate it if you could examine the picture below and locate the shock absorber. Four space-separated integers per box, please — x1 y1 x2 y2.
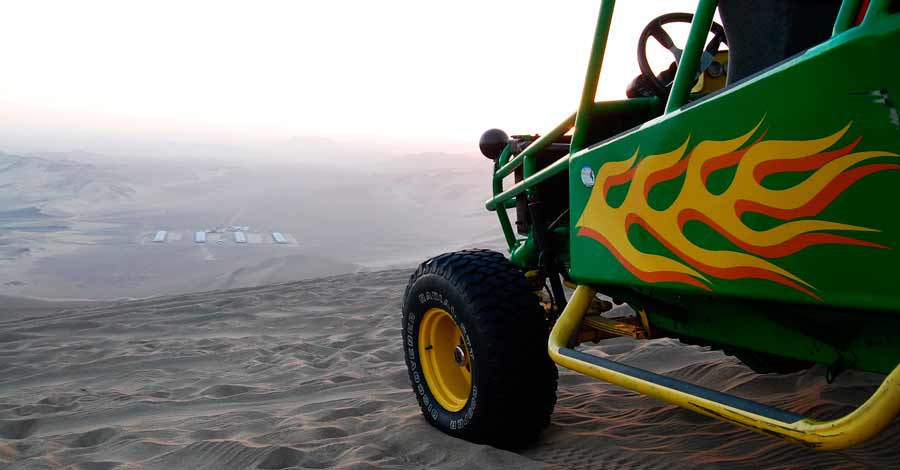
527 197 568 318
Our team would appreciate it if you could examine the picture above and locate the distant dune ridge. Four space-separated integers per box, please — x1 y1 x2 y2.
1 269 898 469
0 149 502 300
0 152 136 215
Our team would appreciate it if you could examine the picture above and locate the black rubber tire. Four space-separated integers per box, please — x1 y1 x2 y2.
402 249 558 449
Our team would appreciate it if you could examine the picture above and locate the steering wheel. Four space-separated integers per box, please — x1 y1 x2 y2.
637 12 727 98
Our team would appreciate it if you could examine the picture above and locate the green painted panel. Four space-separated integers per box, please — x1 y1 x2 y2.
570 16 900 316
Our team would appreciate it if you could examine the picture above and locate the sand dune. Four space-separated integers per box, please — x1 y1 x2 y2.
0 152 136 215
0 150 503 301
1 269 898 469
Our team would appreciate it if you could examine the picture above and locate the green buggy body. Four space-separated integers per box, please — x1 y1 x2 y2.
403 0 900 450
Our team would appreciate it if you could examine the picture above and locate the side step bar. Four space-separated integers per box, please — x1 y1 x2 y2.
548 286 900 450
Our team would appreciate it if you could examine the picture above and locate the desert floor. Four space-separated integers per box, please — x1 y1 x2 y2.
2 269 898 470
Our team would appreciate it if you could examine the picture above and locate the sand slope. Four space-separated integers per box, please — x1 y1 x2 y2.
1 269 898 469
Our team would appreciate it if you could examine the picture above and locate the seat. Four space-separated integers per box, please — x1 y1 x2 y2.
718 0 842 84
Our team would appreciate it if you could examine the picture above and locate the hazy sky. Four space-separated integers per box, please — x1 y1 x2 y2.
0 1 705 151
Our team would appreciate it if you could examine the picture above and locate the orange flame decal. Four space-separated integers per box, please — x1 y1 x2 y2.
576 121 900 298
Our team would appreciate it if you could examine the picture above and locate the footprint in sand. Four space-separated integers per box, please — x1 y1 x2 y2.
0 418 37 439
200 384 256 398
71 427 118 448
257 447 307 469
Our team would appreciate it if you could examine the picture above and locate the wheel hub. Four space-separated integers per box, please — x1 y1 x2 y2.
418 308 473 412
453 345 466 365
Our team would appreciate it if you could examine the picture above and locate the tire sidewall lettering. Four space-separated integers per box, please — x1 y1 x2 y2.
405 281 478 433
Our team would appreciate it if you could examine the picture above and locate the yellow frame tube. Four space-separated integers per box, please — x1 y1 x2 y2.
548 285 900 450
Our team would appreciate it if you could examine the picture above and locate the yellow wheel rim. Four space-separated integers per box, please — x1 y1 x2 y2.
418 307 473 412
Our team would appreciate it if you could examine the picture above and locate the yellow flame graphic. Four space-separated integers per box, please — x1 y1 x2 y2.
576 120 900 298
